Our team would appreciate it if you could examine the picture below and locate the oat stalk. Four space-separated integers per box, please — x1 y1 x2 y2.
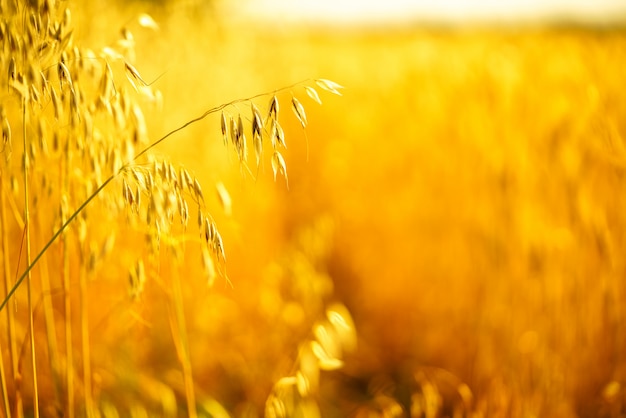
22 99 39 417
0 176 16 417
0 319 8 417
168 265 197 418
36 227 61 407
62 134 75 418
79 258 93 418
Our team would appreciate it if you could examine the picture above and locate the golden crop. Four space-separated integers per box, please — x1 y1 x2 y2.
1 1 625 417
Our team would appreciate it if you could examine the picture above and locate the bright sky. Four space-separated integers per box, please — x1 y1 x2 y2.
239 0 626 24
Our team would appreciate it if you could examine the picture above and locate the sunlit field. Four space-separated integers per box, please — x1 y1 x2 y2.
1 1 626 417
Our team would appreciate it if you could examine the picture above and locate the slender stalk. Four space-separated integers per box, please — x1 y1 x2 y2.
36 219 61 404
62 231 73 418
169 265 197 418
22 100 38 417
0 327 9 418
0 177 16 418
79 257 93 417
62 155 74 418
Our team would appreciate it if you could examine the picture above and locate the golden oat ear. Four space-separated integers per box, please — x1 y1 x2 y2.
99 61 116 98
291 96 307 129
130 103 147 144
253 131 263 170
196 205 204 232
229 114 237 146
1 107 11 156
137 13 159 30
272 119 286 149
326 303 357 352
124 61 148 91
50 85 63 120
201 246 217 287
122 177 133 207
305 86 322 104
57 61 74 93
8 56 16 83
251 103 264 168
209 222 226 262
128 259 146 299
251 103 263 133
192 178 204 203
271 150 288 188
268 94 279 121
220 111 228 146
315 78 344 96
180 167 193 192
215 181 232 216
311 340 343 371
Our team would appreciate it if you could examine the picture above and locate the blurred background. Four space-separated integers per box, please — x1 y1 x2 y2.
3 0 626 416
76 0 626 416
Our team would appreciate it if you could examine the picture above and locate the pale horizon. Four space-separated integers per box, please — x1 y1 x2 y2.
237 0 626 25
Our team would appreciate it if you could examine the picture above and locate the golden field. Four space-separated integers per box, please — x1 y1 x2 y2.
1 1 626 417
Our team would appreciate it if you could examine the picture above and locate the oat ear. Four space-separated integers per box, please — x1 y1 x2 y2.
291 97 307 129
305 86 322 104
271 150 288 188
220 111 228 146
268 94 279 120
124 61 147 91
1 108 11 155
215 182 232 216
315 78 344 96
137 13 159 30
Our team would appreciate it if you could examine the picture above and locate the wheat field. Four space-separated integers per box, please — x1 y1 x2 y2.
1 0 625 417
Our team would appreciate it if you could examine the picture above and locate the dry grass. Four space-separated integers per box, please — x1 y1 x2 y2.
2 0 626 417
